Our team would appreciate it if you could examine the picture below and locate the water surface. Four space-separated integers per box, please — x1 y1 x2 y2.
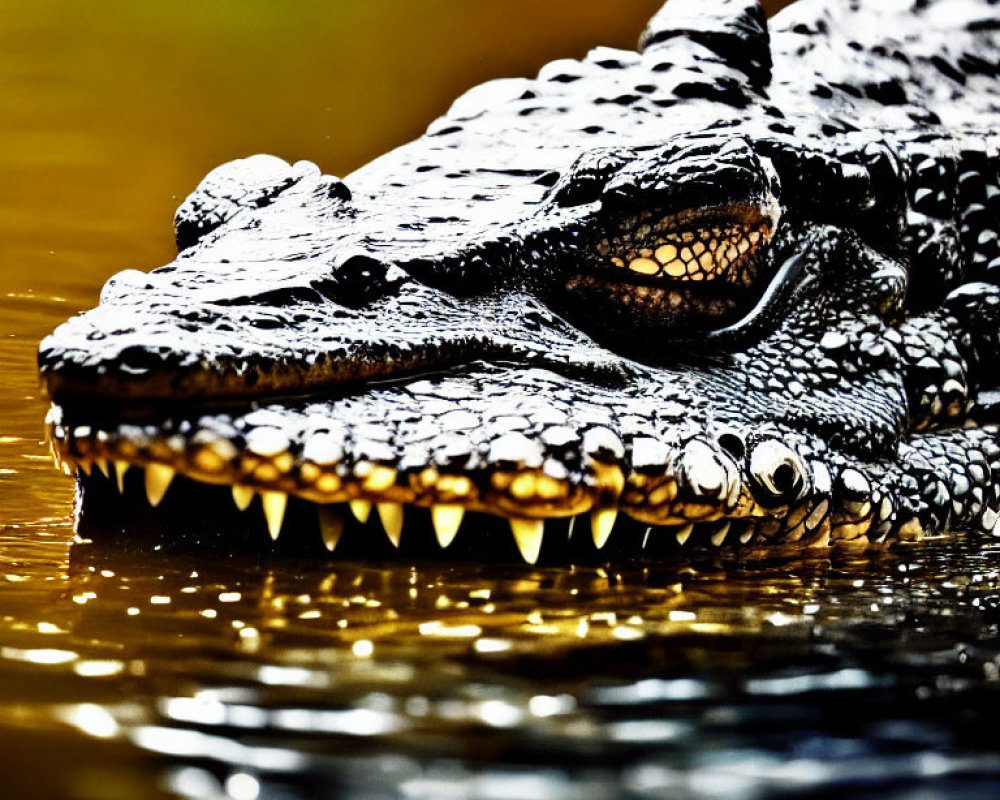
2 3 999 799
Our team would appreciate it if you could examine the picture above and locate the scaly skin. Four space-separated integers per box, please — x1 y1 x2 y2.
38 0 1000 562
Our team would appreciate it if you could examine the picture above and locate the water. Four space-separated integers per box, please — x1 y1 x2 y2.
2 3 999 799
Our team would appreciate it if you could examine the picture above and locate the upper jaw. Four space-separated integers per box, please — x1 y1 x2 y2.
37 265 630 404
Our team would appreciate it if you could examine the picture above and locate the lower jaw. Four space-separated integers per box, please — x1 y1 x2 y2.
71 466 859 566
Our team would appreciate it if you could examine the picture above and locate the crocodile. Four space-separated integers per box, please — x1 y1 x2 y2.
37 0 1000 564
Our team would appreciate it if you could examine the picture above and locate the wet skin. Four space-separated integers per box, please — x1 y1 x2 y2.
39 0 1000 563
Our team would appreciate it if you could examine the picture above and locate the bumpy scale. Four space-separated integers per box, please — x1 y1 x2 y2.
38 0 1000 563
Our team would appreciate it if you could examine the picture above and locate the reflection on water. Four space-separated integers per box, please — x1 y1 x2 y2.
7 361 1000 800
1 515 999 798
3 2 1000 798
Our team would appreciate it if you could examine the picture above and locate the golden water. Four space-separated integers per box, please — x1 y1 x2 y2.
3 3 999 799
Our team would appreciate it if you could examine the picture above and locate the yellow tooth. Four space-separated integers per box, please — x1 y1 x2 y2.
377 502 404 547
317 505 345 552
711 522 731 547
260 491 287 541
144 463 175 507
114 460 129 493
431 504 464 548
509 518 544 564
349 499 372 524
78 460 92 477
675 523 694 546
590 508 617 549
95 458 109 479
739 527 754 544
231 485 255 511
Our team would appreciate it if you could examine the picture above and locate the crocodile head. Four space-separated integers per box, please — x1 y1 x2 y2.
38 0 1000 563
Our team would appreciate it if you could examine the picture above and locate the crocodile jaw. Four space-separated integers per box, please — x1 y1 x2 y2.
46 340 901 564
46 392 842 564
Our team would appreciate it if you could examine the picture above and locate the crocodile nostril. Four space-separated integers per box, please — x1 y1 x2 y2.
748 440 805 502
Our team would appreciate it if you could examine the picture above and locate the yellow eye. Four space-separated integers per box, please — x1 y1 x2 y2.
558 194 783 342
601 200 778 288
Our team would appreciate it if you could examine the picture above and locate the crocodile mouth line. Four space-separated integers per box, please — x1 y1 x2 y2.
46 402 901 564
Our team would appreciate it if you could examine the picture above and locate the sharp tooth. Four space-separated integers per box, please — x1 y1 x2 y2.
675 523 694 546
78 460 92 477
739 527 754 544
349 500 372 523
591 508 617 549
509 518 544 564
317 505 345 552
642 527 653 549
567 516 577 541
95 458 109 479
144 463 175 507
113 460 129 493
260 491 288 540
232 485 255 511
431 504 464 548
377 502 404 547
711 521 731 547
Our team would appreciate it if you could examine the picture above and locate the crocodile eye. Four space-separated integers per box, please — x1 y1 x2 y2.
600 200 778 286
561 195 782 341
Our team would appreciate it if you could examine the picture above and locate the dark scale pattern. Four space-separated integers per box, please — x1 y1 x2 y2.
35 0 1000 561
